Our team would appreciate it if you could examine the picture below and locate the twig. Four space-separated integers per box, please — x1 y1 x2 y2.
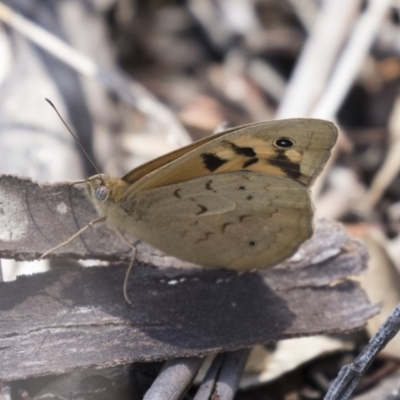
313 0 392 119
364 138 400 208
248 58 286 103
364 97 400 207
0 2 191 147
143 357 203 400
324 302 400 400
193 354 225 399
210 349 251 400
277 0 361 118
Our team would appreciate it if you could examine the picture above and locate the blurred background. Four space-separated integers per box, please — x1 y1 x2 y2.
2 0 400 399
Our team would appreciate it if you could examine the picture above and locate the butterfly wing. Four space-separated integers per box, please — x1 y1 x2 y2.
120 171 313 271
123 119 338 193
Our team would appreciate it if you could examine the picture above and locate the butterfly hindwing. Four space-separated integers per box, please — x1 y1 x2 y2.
119 171 313 271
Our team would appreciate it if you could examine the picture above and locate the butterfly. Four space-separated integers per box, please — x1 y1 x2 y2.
83 119 338 272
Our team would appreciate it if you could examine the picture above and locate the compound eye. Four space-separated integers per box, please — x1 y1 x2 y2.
95 186 109 201
274 137 295 148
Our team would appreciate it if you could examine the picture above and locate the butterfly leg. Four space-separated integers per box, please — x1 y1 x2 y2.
123 250 137 305
114 228 138 305
114 228 137 252
39 216 106 259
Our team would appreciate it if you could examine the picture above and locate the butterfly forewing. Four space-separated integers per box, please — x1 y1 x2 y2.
120 123 255 184
123 119 338 194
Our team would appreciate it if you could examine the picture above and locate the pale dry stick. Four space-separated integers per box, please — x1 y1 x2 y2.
248 58 286 103
0 2 191 148
143 357 204 400
301 0 391 205
276 0 360 203
364 139 400 208
222 49 272 121
312 0 392 119
188 0 260 52
309 0 391 202
276 0 361 119
363 97 400 208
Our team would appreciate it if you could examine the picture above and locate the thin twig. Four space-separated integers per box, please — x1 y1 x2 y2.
193 354 225 399
325 302 400 400
210 349 251 400
313 0 392 119
277 0 361 118
364 97 400 207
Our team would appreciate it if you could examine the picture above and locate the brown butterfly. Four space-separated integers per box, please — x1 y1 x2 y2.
80 119 338 272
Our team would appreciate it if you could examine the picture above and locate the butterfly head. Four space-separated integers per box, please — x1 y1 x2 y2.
86 174 131 205
92 178 110 202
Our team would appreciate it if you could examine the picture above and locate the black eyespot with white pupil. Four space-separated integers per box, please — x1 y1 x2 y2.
274 137 294 148
95 185 109 201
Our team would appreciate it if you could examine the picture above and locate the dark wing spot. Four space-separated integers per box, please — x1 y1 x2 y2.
243 157 259 168
274 137 294 148
196 204 208 215
239 214 251 222
238 186 246 191
269 149 301 180
174 189 182 199
190 198 208 215
201 153 228 172
248 241 256 247
247 195 253 200
222 222 233 232
206 180 216 192
228 142 256 157
196 231 215 243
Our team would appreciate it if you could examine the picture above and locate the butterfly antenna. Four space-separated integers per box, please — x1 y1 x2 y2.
45 98 103 180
